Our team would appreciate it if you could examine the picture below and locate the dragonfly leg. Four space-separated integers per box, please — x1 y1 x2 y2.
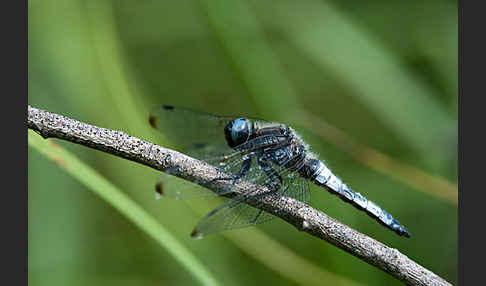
245 154 296 224
210 156 252 184
257 157 283 191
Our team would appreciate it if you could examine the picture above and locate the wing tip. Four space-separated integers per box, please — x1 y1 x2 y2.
155 182 164 195
148 115 157 128
191 229 204 239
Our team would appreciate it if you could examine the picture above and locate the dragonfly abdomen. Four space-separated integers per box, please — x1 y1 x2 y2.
304 159 411 237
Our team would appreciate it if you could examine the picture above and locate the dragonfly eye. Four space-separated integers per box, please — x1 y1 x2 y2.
224 118 251 148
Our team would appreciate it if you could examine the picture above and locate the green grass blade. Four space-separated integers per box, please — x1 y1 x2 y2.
28 130 220 286
224 229 363 286
269 1 455 156
198 0 300 119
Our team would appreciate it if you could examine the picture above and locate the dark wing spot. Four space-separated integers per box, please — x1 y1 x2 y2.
190 229 203 239
162 105 174 110
148 116 157 128
155 182 164 195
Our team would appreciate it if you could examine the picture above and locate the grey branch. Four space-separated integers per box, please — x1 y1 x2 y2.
27 105 451 286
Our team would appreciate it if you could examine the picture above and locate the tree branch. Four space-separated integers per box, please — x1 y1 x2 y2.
27 105 452 286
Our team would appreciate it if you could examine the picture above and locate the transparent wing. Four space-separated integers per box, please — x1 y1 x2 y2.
156 147 283 200
149 105 273 161
154 153 262 199
192 176 310 238
155 167 229 200
155 148 279 200
157 136 288 199
149 105 235 157
192 153 310 238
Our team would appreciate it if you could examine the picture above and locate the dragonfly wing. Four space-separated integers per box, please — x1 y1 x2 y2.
149 105 277 162
155 154 272 200
156 171 226 200
191 193 276 238
149 105 235 158
156 146 269 200
154 131 291 200
192 154 309 237
285 171 311 205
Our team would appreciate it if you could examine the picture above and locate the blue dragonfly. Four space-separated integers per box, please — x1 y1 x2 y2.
149 105 410 238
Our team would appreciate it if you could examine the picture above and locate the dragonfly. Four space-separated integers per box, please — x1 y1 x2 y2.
149 105 411 238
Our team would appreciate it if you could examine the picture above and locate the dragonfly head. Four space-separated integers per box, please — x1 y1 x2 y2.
224 118 252 148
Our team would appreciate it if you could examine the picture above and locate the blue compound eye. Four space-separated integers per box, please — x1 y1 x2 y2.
224 118 251 148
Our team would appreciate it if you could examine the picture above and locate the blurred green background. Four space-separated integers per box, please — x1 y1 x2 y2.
28 0 457 285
